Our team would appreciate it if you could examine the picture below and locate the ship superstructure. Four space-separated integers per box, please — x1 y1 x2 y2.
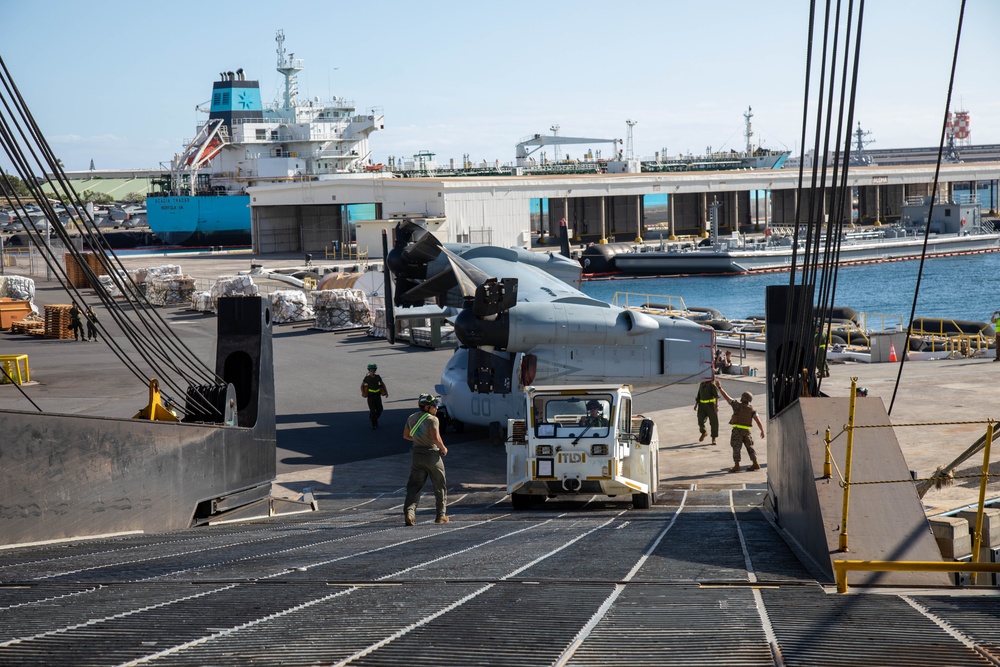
148 30 384 246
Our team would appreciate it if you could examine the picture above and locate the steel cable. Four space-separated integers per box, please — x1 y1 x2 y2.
887 0 967 416
0 55 225 418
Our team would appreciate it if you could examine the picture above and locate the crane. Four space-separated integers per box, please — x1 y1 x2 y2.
515 132 620 166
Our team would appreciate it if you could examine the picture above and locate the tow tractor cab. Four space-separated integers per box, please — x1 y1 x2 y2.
506 384 658 510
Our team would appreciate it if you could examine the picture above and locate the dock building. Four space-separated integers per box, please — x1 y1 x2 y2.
247 162 1000 256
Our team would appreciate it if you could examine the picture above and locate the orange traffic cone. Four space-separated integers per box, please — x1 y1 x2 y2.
889 342 898 362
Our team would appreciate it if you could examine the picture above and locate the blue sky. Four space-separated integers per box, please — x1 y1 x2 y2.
2 0 998 173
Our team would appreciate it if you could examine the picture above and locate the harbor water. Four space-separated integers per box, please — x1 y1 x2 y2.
580 252 1000 323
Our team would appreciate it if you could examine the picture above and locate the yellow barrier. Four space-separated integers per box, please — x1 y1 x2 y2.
833 559 1000 594
0 354 30 385
831 380 998 590
324 244 369 262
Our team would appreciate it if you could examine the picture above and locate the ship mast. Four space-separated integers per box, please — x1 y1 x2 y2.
743 106 754 156
852 122 874 166
275 29 302 110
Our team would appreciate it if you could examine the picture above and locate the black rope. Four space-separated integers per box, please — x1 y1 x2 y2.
773 0 867 415
888 0 967 416
0 55 225 418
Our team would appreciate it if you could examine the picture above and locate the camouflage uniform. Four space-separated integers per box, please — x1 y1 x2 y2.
404 410 447 520
727 399 759 467
695 380 719 441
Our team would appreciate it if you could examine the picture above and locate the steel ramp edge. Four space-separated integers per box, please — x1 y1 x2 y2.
204 491 319 526
767 396 950 587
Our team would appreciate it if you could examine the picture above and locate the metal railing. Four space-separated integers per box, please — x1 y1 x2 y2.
611 292 690 314
826 377 1000 592
324 243 369 264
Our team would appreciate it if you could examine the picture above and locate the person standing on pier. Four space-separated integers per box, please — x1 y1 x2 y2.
694 377 719 445
402 394 449 526
85 306 99 342
360 363 388 428
716 380 765 472
68 304 83 342
992 311 1000 362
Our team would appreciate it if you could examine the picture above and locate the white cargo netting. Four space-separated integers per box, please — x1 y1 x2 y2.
191 274 259 312
312 288 372 331
0 275 35 301
270 289 315 323
146 275 196 306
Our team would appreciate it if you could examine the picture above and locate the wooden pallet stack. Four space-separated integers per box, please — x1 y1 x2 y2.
85 252 105 281
44 304 75 339
63 253 93 288
10 318 45 336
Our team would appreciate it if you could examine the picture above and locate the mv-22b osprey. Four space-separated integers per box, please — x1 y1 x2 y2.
383 221 714 436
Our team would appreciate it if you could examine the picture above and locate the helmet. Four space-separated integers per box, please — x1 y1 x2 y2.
740 392 753 404
586 399 601 410
367 363 377 371
418 393 439 408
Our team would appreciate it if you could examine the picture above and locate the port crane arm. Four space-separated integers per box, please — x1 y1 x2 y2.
515 134 620 161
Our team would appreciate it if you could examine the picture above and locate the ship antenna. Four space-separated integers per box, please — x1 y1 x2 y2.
275 29 303 110
625 119 637 160
743 106 754 156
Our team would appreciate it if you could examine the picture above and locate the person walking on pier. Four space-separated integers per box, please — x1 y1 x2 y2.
85 306 99 342
68 304 83 341
360 363 388 429
716 380 765 472
402 394 449 526
694 377 719 445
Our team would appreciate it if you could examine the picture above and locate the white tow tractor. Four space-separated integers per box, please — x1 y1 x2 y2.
506 384 658 510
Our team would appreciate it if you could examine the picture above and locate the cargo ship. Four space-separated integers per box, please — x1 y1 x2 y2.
146 30 384 247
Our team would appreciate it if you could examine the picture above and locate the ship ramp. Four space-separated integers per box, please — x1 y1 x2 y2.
768 396 950 587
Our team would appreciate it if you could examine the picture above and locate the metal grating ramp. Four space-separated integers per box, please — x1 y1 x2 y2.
763 588 994 666
1 487 1000 665
914 595 1000 663
569 584 774 667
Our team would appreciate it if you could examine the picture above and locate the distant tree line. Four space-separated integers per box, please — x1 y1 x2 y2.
1 172 146 206
0 173 31 198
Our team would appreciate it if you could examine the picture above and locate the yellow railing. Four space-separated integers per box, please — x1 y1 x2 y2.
833 560 1000 594
825 378 998 592
325 243 369 263
948 333 989 358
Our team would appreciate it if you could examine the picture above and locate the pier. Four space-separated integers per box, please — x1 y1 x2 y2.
249 161 1000 255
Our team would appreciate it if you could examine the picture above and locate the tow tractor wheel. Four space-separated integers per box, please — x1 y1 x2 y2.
632 492 652 509
488 421 505 448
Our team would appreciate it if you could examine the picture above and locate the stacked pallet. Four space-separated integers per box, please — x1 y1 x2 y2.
97 270 140 299
269 290 314 324
0 275 35 301
191 275 259 312
10 317 44 336
312 289 372 330
369 306 387 339
44 304 75 339
64 253 94 288
146 275 196 306
85 252 104 279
